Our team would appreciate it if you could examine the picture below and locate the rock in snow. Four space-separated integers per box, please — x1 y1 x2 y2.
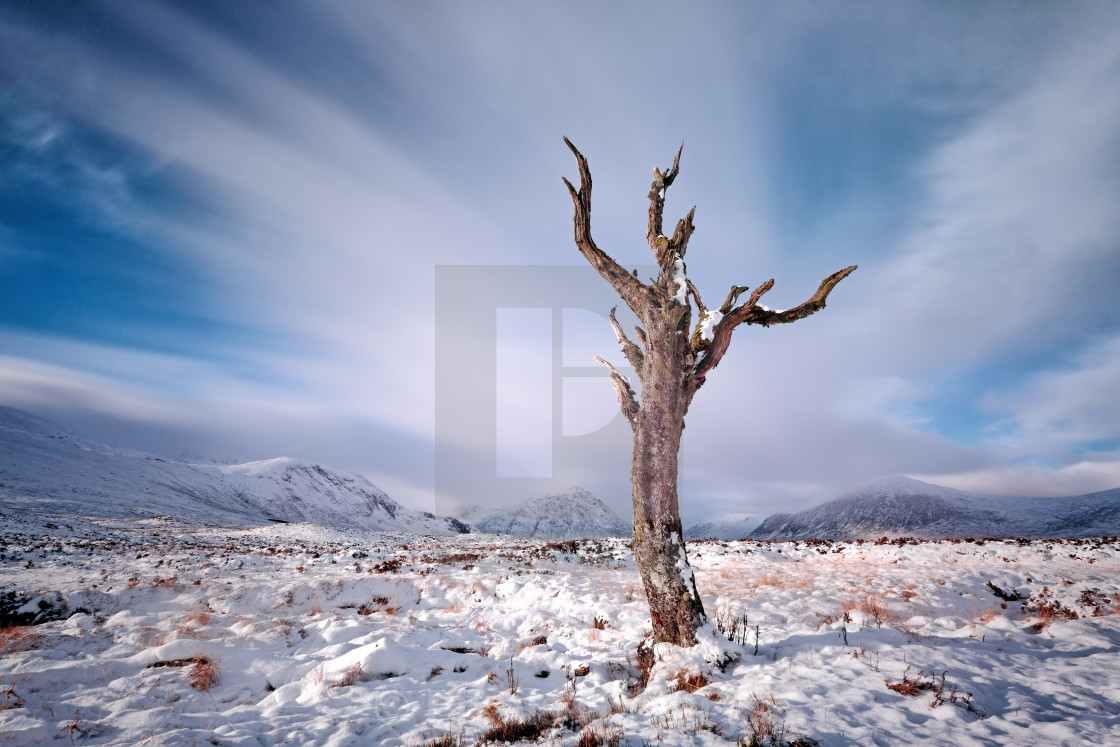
455 486 631 539
0 406 468 535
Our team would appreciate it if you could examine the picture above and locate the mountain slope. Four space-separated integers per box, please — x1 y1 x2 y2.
0 406 468 534
684 514 766 540
455 486 631 539
751 475 1120 540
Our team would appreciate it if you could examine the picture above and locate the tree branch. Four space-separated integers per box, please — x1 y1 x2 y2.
692 266 857 383
594 356 639 432
718 285 750 315
634 325 648 351
743 265 857 326
647 142 683 247
685 278 706 317
644 148 698 300
669 206 697 259
609 306 645 372
563 138 652 313
732 280 775 321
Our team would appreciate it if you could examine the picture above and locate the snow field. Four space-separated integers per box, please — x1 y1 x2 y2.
2 515 1119 745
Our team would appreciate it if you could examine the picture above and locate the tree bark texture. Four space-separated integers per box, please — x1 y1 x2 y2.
630 308 706 645
563 139 855 646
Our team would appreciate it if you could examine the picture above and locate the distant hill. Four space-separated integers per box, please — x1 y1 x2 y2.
0 406 469 534
684 514 766 540
751 475 1120 540
455 486 631 539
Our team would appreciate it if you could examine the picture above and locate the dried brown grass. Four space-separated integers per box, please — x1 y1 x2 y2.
839 593 901 628
518 635 548 651
145 656 220 691
670 668 710 694
975 607 999 625
189 657 221 691
476 708 556 744
1 683 26 711
575 723 623 747
424 732 467 747
739 694 786 746
885 667 986 717
176 611 211 638
0 625 42 655
700 568 813 599
358 596 396 616
480 701 503 726
331 662 363 689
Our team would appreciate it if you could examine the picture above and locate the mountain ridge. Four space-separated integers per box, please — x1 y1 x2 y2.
0 406 468 535
683 513 766 541
454 486 631 539
6 406 1117 540
749 475 1120 540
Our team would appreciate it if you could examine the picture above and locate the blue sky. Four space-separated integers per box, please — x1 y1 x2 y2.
2 1 1119 521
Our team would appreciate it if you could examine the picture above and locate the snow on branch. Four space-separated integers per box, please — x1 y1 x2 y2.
692 266 857 383
745 266 857 327
670 259 688 305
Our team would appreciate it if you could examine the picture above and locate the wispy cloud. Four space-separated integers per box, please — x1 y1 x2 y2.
670 21 1120 511
982 333 1120 458
853 39 1120 368
1 2 1119 516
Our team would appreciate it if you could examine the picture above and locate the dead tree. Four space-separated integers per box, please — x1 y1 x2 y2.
562 139 856 646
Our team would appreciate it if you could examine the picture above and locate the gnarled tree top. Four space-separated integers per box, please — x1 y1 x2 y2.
563 138 856 403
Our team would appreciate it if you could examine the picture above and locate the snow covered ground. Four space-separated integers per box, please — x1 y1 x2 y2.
2 510 1119 745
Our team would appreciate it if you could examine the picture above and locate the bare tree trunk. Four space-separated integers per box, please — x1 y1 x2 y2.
631 317 705 644
561 139 854 647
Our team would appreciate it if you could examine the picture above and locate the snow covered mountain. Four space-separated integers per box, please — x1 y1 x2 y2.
0 406 469 534
454 486 631 539
751 475 1120 540
684 513 766 540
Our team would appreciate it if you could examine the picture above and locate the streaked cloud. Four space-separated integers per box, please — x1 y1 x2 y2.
1 2 1118 516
